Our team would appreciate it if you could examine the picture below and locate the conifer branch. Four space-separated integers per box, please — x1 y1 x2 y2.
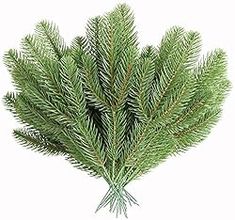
3 4 231 217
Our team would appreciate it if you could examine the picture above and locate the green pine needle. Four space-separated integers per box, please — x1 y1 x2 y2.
3 4 231 217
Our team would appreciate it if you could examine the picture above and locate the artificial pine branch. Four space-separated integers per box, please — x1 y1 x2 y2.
3 4 231 217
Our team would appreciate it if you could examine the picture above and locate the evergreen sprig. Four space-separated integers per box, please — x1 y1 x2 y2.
3 4 231 217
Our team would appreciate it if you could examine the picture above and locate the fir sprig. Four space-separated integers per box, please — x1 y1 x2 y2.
3 4 231 217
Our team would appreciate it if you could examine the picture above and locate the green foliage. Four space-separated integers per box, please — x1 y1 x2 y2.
3 4 231 217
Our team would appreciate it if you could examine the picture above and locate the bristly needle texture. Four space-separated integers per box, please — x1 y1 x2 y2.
3 4 231 217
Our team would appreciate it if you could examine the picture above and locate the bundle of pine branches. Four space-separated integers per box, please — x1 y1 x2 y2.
4 4 231 217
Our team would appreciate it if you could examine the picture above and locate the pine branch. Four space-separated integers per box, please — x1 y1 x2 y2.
59 55 108 174
3 49 37 90
129 57 156 120
13 128 67 156
81 53 109 110
3 4 231 217
150 29 201 117
35 20 67 59
3 92 17 114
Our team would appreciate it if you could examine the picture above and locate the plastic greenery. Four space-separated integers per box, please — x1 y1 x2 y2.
3 4 231 217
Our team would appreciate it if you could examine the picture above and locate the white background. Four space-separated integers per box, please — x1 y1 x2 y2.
0 0 234 219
